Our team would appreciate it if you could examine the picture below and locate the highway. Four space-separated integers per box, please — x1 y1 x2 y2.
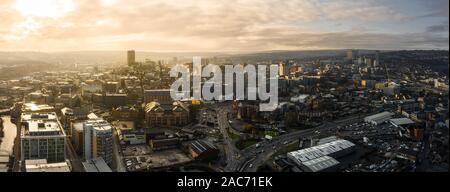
216 109 241 172
215 108 366 172
238 115 366 172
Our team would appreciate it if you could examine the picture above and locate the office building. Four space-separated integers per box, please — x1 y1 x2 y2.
20 113 66 163
83 118 113 165
144 101 189 127
128 50 136 67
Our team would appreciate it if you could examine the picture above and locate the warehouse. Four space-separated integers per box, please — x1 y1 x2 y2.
364 112 394 125
287 139 355 170
300 155 340 172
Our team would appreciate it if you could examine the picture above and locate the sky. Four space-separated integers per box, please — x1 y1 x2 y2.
0 0 448 52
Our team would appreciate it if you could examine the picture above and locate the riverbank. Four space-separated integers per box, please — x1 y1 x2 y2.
0 116 17 156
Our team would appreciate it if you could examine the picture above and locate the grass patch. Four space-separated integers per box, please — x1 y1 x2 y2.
272 141 299 157
227 128 240 141
236 139 260 150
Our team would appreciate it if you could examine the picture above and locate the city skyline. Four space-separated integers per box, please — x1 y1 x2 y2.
0 0 448 52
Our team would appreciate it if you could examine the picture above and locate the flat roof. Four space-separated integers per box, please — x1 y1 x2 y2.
287 140 355 163
28 120 61 133
84 119 112 132
22 103 54 112
82 158 112 172
364 112 394 121
21 113 58 121
25 159 71 172
21 113 65 136
390 118 415 126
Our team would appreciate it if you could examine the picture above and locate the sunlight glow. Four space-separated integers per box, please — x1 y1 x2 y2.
14 0 74 18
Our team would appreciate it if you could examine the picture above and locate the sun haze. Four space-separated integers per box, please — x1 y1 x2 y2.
0 0 448 51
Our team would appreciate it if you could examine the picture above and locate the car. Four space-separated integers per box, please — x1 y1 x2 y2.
283 141 289 145
249 164 253 168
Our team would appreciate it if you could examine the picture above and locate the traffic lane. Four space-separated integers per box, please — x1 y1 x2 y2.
238 119 363 171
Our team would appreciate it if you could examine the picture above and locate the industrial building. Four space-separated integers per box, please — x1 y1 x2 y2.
20 113 66 163
188 140 220 160
364 112 394 125
287 139 355 172
389 118 415 128
299 155 340 172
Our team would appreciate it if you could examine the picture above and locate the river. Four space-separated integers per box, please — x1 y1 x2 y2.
0 116 17 156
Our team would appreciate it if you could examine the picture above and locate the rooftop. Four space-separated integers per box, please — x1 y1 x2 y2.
82 158 112 172
84 119 112 132
390 118 415 126
25 159 71 172
287 139 355 163
189 140 217 154
144 89 171 97
21 113 65 136
301 155 340 172
22 103 54 112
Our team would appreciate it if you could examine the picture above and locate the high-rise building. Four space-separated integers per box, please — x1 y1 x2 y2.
347 50 359 61
83 118 113 165
279 63 285 76
127 50 136 67
20 112 66 163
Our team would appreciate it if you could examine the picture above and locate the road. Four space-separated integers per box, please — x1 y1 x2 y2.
216 108 241 172
213 102 371 172
235 115 365 172
65 139 84 172
112 127 126 172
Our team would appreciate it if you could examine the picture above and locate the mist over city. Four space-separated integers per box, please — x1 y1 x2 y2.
0 0 448 177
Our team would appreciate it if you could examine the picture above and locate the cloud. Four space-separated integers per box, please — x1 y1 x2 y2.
427 24 449 33
0 0 448 51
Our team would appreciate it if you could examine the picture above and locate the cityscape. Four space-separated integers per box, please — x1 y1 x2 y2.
0 0 449 173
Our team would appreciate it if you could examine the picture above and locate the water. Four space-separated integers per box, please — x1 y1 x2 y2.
0 116 17 156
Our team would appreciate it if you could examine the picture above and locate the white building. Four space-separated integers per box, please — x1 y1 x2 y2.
364 112 394 125
25 159 71 172
287 139 355 171
20 113 66 163
300 155 340 172
83 118 113 165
